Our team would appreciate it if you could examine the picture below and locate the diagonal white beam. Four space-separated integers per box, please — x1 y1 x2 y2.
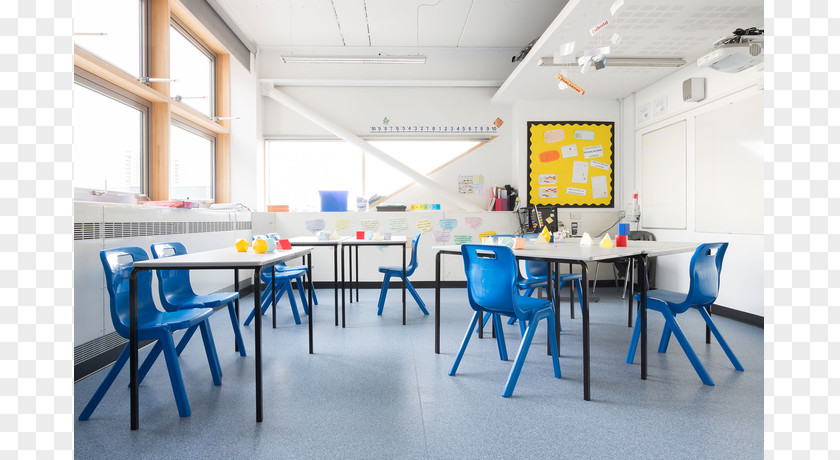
262 84 484 212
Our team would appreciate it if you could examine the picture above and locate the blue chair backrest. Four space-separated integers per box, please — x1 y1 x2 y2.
461 244 523 317
679 242 728 314
406 232 422 276
150 242 196 311
99 247 158 338
524 260 548 278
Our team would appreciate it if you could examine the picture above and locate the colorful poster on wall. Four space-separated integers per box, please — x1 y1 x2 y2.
527 121 615 207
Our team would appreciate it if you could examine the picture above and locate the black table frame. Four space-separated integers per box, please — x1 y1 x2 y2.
434 248 648 402
287 238 347 326
340 239 407 327
128 248 313 430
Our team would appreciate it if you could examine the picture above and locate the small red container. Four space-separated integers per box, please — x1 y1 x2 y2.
278 239 292 250
356 231 365 240
615 235 628 247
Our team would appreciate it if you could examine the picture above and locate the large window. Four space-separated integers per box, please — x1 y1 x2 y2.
169 22 214 117
265 139 481 210
170 122 214 200
74 0 144 77
73 75 148 193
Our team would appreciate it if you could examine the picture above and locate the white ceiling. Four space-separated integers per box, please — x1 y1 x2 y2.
215 0 764 101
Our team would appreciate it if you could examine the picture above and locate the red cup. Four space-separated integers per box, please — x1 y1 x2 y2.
615 235 627 247
356 231 365 240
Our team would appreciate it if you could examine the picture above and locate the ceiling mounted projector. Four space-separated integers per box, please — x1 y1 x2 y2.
698 27 764 73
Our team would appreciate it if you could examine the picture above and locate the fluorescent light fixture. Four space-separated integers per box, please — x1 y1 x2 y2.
538 56 685 68
281 55 427 64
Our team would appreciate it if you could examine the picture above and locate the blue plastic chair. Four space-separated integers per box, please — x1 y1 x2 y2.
79 247 221 420
376 232 428 316
150 242 247 364
242 265 310 325
626 242 743 386
450 244 561 397
266 233 319 306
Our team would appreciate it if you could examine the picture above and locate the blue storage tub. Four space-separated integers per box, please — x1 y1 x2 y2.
319 190 348 212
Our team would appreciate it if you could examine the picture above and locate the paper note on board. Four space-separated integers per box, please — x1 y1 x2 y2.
566 187 586 196
454 235 474 245
572 161 589 184
590 160 610 171
360 219 380 231
544 129 565 143
539 187 558 198
388 218 407 232
439 218 457 231
333 219 351 231
583 145 604 159
464 217 483 229
591 175 609 199
574 130 595 141
433 230 451 243
305 219 326 233
416 219 433 232
561 144 579 159
539 174 557 185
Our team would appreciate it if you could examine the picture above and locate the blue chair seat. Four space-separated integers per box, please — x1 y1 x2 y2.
378 265 405 274
163 291 239 310
139 308 215 333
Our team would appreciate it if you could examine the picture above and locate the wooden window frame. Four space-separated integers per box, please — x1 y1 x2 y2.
72 0 232 203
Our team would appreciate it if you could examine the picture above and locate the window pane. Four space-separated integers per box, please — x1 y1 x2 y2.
74 0 142 77
170 125 213 200
266 141 363 211
365 140 480 196
169 25 213 116
73 83 144 193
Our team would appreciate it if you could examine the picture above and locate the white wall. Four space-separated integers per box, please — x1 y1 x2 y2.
229 52 263 210
629 62 763 317
261 85 517 211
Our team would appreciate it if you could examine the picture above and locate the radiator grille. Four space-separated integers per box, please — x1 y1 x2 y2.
74 221 252 240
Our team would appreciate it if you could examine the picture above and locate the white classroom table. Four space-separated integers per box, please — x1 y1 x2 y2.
128 246 314 430
287 236 351 326
433 240 698 401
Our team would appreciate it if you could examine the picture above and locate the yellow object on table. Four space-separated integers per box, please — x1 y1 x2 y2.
235 239 250 252
253 238 268 254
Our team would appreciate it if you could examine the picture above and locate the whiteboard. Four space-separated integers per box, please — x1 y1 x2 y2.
641 121 687 229
695 94 763 234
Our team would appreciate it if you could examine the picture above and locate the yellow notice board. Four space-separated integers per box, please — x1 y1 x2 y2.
527 121 615 207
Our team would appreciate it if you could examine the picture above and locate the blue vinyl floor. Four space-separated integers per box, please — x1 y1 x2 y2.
74 287 763 458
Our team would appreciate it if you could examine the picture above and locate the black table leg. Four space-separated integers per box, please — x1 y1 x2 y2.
569 263 574 319
254 268 263 422
348 245 353 304
355 245 360 303
555 261 561 354
638 255 647 381
435 251 441 354
308 253 313 354
547 262 554 355
579 261 590 401
706 306 711 343
234 271 240 352
272 267 276 329
627 258 634 327
341 244 346 328
402 244 406 326
129 269 139 430
334 245 339 326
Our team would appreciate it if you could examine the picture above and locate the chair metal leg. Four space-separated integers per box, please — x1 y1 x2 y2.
79 344 131 421
158 332 192 416
404 278 429 314
198 321 222 385
493 314 508 361
661 313 715 386
502 315 541 397
226 302 247 356
449 311 480 376
376 273 392 315
696 306 744 371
